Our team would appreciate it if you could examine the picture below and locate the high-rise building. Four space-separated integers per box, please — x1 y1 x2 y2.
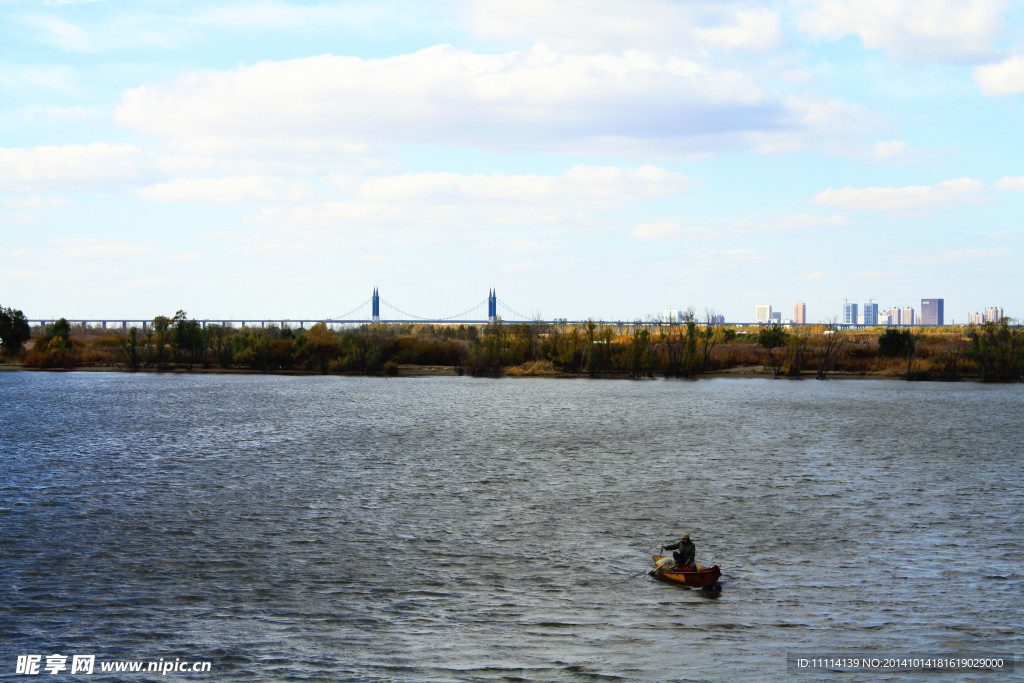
887 307 901 326
921 298 944 326
863 302 879 326
972 307 1005 324
843 301 858 325
755 305 772 323
985 306 1004 323
793 302 806 324
771 311 782 323
901 307 915 326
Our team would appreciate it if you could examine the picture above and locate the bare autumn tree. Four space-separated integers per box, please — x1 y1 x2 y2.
786 331 809 377
119 327 141 371
698 308 725 371
584 319 598 376
659 323 682 377
628 322 651 378
680 308 699 377
816 319 843 379
150 315 171 364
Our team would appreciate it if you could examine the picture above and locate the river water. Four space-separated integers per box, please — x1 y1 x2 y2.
1 372 1021 681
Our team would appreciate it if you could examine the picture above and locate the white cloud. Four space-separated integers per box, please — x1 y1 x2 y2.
731 214 853 232
799 271 827 280
703 248 780 265
13 2 427 53
0 64 79 94
794 0 1007 63
126 278 170 288
114 46 859 160
992 228 1024 240
2 196 71 209
813 178 987 215
251 201 400 231
347 165 688 203
903 247 1010 265
633 213 850 240
630 222 715 240
138 176 322 203
463 0 785 55
0 143 152 192
16 14 101 52
232 165 689 250
191 2 397 34
476 238 561 254
52 239 156 258
153 139 388 177
996 176 1024 190
2 269 40 279
974 55 1024 94
501 261 540 272
867 140 924 163
854 269 906 279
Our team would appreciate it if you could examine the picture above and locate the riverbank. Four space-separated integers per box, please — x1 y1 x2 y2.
0 360 960 381
9 317 1023 381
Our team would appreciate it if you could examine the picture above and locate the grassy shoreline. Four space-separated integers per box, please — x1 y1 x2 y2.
0 360 973 381
6 319 1021 382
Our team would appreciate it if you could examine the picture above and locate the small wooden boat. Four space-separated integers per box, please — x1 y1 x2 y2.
650 556 722 589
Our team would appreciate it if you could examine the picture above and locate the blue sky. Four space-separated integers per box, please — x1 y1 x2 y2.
2 0 1022 323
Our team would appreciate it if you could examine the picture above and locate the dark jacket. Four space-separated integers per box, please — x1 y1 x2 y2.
664 539 695 567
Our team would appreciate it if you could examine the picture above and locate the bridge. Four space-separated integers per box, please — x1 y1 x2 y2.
26 289 566 330
26 287 945 330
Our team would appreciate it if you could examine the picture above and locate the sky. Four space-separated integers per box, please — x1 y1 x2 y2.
2 0 1023 324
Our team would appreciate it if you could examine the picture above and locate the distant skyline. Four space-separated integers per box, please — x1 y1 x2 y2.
2 1 1023 323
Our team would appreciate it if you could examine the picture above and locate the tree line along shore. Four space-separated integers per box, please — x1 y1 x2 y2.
0 307 1021 382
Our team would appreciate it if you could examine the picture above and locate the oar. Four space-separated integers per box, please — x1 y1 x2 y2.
649 555 673 575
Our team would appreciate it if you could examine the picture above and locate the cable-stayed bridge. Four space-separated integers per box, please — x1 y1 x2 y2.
32 287 859 329
25 289 573 330
26 288 914 329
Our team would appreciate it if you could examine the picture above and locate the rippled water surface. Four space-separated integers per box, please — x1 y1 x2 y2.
2 372 1021 681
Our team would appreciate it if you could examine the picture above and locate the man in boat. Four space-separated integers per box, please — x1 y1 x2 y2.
662 534 696 570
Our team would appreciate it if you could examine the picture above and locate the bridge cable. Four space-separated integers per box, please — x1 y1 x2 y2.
497 299 531 322
379 298 432 321
437 300 488 321
328 297 373 320
380 297 491 321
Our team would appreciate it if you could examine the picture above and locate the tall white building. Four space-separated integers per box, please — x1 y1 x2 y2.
863 302 879 326
971 307 1006 324
843 301 858 325
901 307 915 326
755 305 773 323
